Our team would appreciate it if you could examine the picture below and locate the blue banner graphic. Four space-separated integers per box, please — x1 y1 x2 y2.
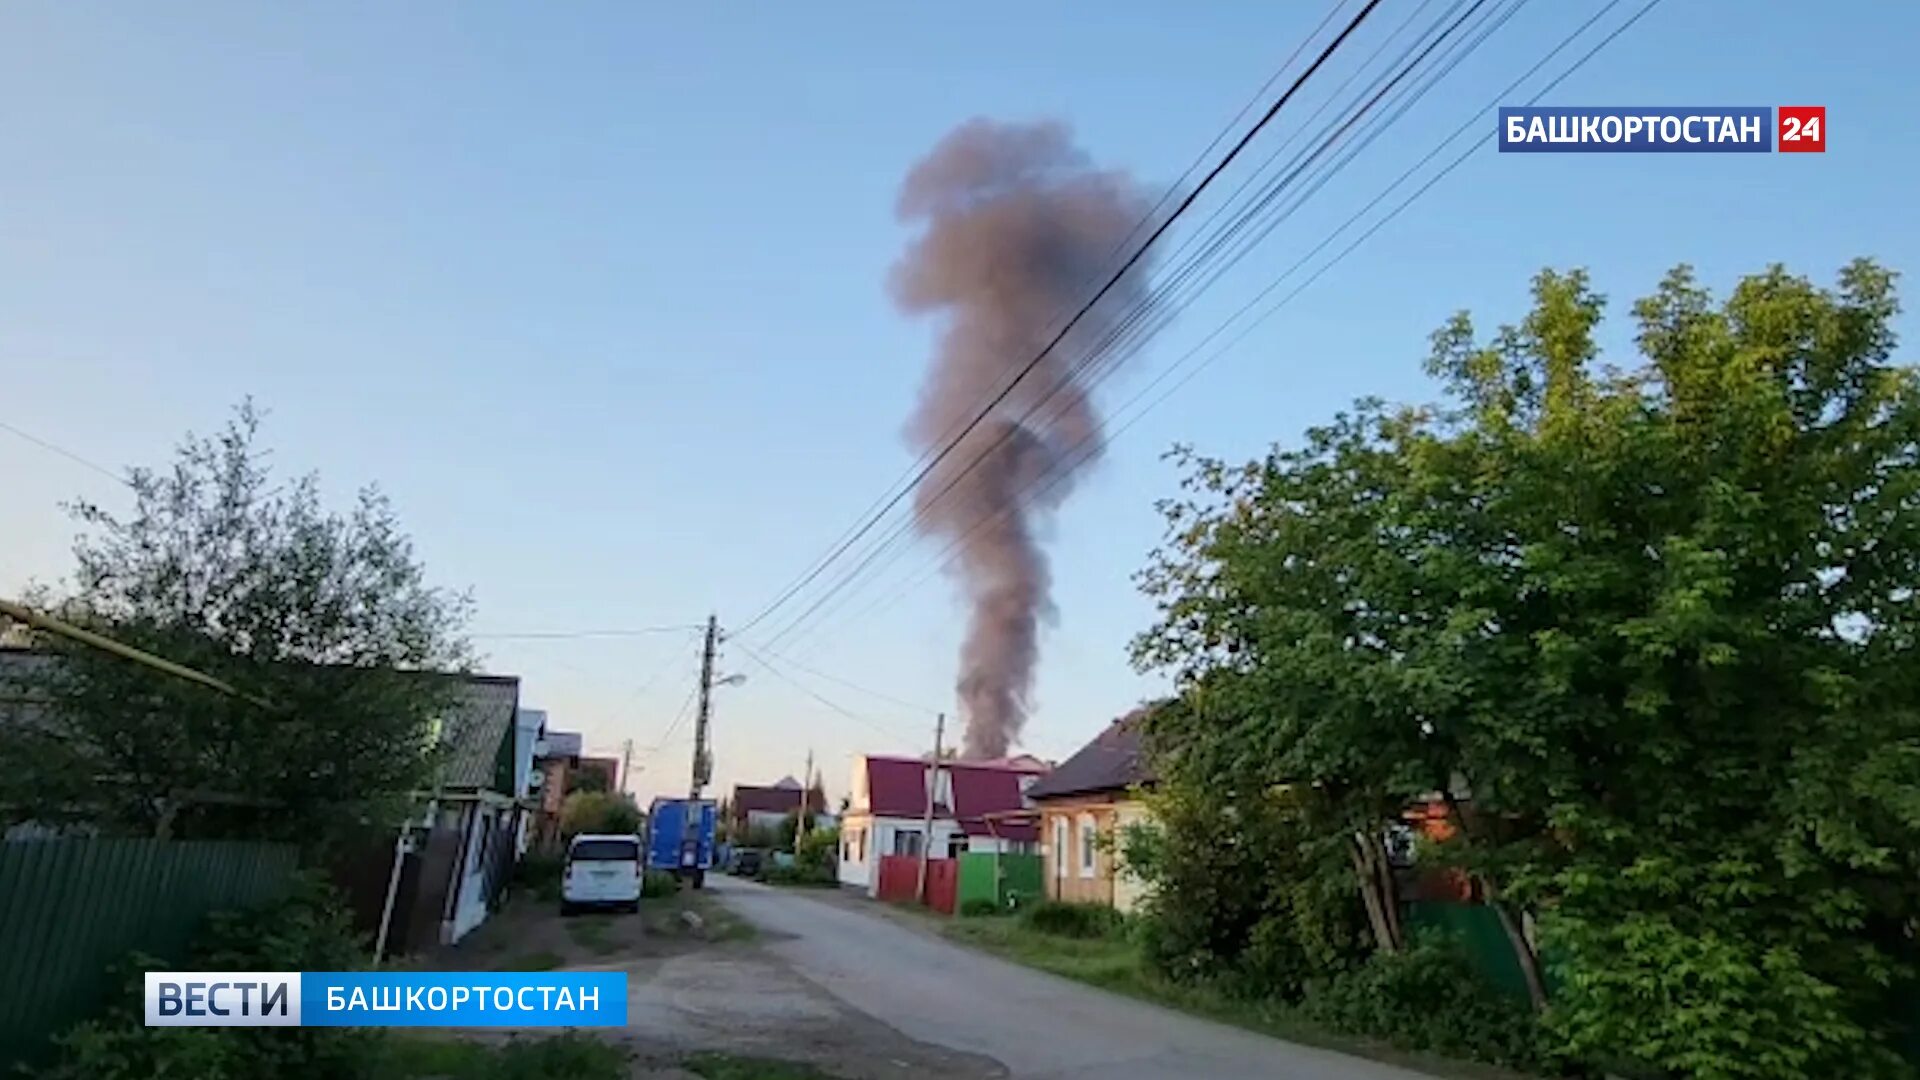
1498 107 1773 153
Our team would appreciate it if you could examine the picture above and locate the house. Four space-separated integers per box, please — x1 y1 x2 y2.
730 776 830 837
837 754 1048 893
1026 710 1157 913
511 708 547 856
417 673 527 945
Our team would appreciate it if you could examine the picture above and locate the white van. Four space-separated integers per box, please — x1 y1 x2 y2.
561 833 643 914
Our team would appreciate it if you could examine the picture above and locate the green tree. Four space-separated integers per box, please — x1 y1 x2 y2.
2 402 473 844
1134 261 1920 1078
560 791 642 838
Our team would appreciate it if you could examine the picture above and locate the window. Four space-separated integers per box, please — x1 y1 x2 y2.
946 833 968 859
851 827 865 862
569 837 640 862
1078 814 1097 878
892 828 923 857
1052 817 1068 878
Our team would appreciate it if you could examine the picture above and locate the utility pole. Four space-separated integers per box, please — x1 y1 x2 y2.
797 747 814 844
619 738 633 796
916 713 944 903
689 614 718 799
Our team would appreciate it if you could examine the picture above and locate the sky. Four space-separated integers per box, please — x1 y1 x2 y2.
4 0 1915 808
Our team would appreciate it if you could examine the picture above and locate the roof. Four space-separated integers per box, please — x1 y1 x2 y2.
859 755 1047 824
732 784 824 817
436 675 521 790
1025 712 1153 801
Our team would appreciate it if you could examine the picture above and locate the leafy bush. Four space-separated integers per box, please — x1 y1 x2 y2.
761 862 835 887
641 869 681 898
795 824 838 876
40 875 385 1080
1303 934 1547 1072
513 850 566 902
560 791 642 839
1024 900 1123 939
960 897 1003 917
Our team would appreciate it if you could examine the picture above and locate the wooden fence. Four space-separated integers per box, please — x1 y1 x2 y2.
0 838 298 1068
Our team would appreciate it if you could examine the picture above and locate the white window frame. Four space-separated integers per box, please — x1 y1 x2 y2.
1053 816 1068 879
1078 813 1097 879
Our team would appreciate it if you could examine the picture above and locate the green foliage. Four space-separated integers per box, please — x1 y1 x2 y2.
38 875 381 1080
682 1052 841 1080
512 850 566 902
1302 934 1548 1072
382 1034 628 1080
1123 783 1365 998
1132 261 1920 1076
2 402 472 844
641 869 681 898
559 791 642 839
794 824 839 879
1024 900 1124 940
960 897 1003 917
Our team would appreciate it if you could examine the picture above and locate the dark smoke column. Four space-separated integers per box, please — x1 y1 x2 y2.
890 119 1156 759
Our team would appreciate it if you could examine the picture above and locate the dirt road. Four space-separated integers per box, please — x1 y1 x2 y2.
705 875 1434 1080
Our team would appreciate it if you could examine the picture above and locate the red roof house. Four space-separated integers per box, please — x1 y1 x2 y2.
836 754 1049 894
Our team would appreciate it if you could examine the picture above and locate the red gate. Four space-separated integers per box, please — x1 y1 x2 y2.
876 854 957 914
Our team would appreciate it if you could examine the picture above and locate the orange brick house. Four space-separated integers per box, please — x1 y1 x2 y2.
1027 711 1156 913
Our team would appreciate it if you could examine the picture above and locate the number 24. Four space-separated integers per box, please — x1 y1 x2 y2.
1783 116 1822 141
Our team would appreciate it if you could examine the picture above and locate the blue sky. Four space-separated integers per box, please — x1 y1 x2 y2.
4 1 1914 807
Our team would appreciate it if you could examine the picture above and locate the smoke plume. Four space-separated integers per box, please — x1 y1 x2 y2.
890 118 1156 759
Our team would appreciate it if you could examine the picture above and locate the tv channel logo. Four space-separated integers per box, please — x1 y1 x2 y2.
144 971 627 1027
1498 107 1825 153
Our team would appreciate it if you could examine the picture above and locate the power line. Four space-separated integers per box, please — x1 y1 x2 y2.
0 418 128 486
762 0 1510 653
470 624 704 641
780 0 1660 652
645 679 703 753
730 638 922 744
735 0 1387 639
740 643 943 716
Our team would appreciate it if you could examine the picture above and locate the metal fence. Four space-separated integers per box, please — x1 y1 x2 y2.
0 837 298 1068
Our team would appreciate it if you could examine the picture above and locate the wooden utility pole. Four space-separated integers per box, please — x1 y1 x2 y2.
797 747 814 844
619 738 633 796
689 614 718 798
916 713 944 903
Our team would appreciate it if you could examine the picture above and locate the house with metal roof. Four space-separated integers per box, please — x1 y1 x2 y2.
836 753 1048 894
1025 708 1158 913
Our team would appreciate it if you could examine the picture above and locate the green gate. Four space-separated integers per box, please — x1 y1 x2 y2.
957 852 1042 912
0 838 298 1068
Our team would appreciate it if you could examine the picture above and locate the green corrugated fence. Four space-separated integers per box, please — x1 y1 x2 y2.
957 852 1043 912
0 838 299 1068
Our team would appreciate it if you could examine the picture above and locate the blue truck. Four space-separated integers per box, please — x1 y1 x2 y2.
645 797 717 888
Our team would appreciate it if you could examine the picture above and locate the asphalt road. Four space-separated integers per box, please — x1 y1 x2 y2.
705 875 1434 1080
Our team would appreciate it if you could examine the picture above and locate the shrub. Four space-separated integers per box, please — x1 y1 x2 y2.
959 897 1002 918
40 875 385 1080
641 869 680 898
1024 900 1123 939
1303 934 1548 1072
513 850 566 902
560 791 642 839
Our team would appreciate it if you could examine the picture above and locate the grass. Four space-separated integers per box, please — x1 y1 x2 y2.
564 915 622 956
941 915 1538 1080
682 1051 844 1079
382 1033 628 1079
509 949 564 971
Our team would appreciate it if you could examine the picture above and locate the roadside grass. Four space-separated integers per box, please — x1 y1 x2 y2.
639 889 758 942
682 1051 844 1079
942 915 1540 1080
564 915 622 956
382 1032 627 1079
509 949 564 971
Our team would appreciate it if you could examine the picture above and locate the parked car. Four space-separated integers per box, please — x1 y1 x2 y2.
561 833 643 915
730 847 766 877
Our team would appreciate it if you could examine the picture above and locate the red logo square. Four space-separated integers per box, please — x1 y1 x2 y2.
1778 106 1826 152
